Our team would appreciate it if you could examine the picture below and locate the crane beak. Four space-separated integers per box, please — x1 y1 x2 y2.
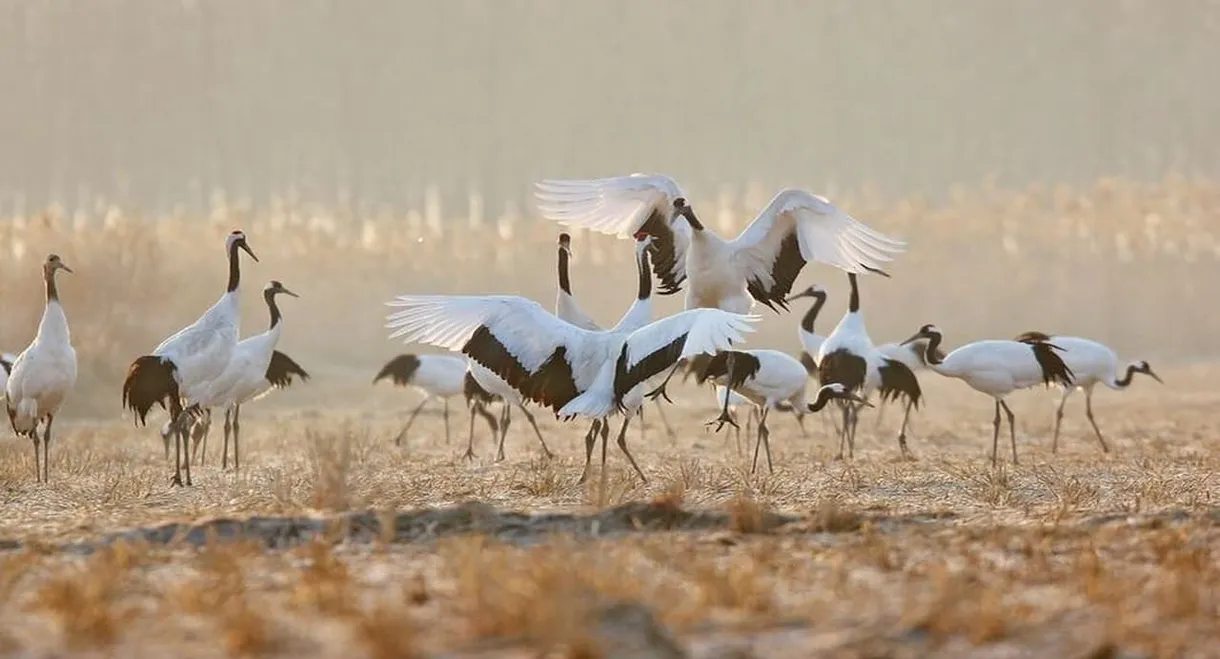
1147 368 1164 384
58 263 74 274
784 290 808 303
280 287 300 299
850 394 873 408
899 332 924 346
240 241 259 262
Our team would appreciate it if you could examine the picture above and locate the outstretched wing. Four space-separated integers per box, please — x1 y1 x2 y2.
534 173 691 295
729 189 906 309
613 308 760 400
385 295 605 407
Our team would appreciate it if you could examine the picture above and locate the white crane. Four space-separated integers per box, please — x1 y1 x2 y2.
374 353 470 446
192 280 302 472
534 173 904 403
901 325 1074 466
4 254 77 483
123 229 258 486
699 349 867 473
1013 331 1162 453
384 261 759 486
816 273 924 459
553 231 677 443
535 173 905 313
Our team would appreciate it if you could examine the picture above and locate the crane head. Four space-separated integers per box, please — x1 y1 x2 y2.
44 253 73 275
265 280 299 299
785 283 825 303
901 324 941 345
1135 360 1163 384
557 232 573 255
227 230 259 262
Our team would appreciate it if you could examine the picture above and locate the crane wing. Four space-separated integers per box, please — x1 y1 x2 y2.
613 308 760 400
728 189 906 309
385 294 607 407
534 173 691 295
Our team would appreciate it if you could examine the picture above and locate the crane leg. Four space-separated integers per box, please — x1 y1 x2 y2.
577 420 601 484
191 409 211 466
495 404 512 456
614 415 647 483
643 357 687 404
393 398 431 447
513 404 552 460
652 400 677 442
991 400 1002 467
43 415 53 483
464 405 481 461
897 400 916 460
752 407 773 474
30 427 40 484
846 403 860 459
1084 390 1110 453
222 408 233 470
232 405 242 473
835 402 850 460
1000 400 1018 465
443 399 451 445
1052 389 1071 453
597 417 611 507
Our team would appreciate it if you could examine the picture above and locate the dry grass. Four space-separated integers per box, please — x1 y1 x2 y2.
0 179 1216 656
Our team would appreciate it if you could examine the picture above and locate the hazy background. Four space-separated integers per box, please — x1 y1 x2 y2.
0 1 1218 422
1 1 1219 212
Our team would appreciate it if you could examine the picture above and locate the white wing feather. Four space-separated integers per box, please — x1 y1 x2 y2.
620 308 760 372
534 173 686 235
385 295 611 391
729 189 906 276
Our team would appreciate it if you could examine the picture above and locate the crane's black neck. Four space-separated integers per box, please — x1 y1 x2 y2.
808 386 839 412
557 247 572 295
1115 364 1138 387
44 268 60 302
683 209 705 232
800 292 827 333
264 289 282 329
922 334 945 366
226 241 242 293
847 273 860 313
636 246 652 300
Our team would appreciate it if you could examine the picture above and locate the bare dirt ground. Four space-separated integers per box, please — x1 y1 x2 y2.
0 367 1215 658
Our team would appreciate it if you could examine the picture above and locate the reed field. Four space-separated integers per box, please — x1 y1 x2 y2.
0 177 1217 657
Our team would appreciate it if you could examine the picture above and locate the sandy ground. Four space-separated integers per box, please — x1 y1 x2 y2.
0 364 1215 658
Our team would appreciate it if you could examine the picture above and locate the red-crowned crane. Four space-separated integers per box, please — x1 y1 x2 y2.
553 231 677 445
698 349 868 473
1013 331 1161 453
384 245 760 486
816 273 924 459
534 173 906 402
122 230 258 486
902 325 1074 465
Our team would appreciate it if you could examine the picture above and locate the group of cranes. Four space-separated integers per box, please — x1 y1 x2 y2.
380 170 1164 478
0 175 1165 488
120 230 310 486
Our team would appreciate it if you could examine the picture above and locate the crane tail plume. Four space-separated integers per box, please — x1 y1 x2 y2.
122 355 179 426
